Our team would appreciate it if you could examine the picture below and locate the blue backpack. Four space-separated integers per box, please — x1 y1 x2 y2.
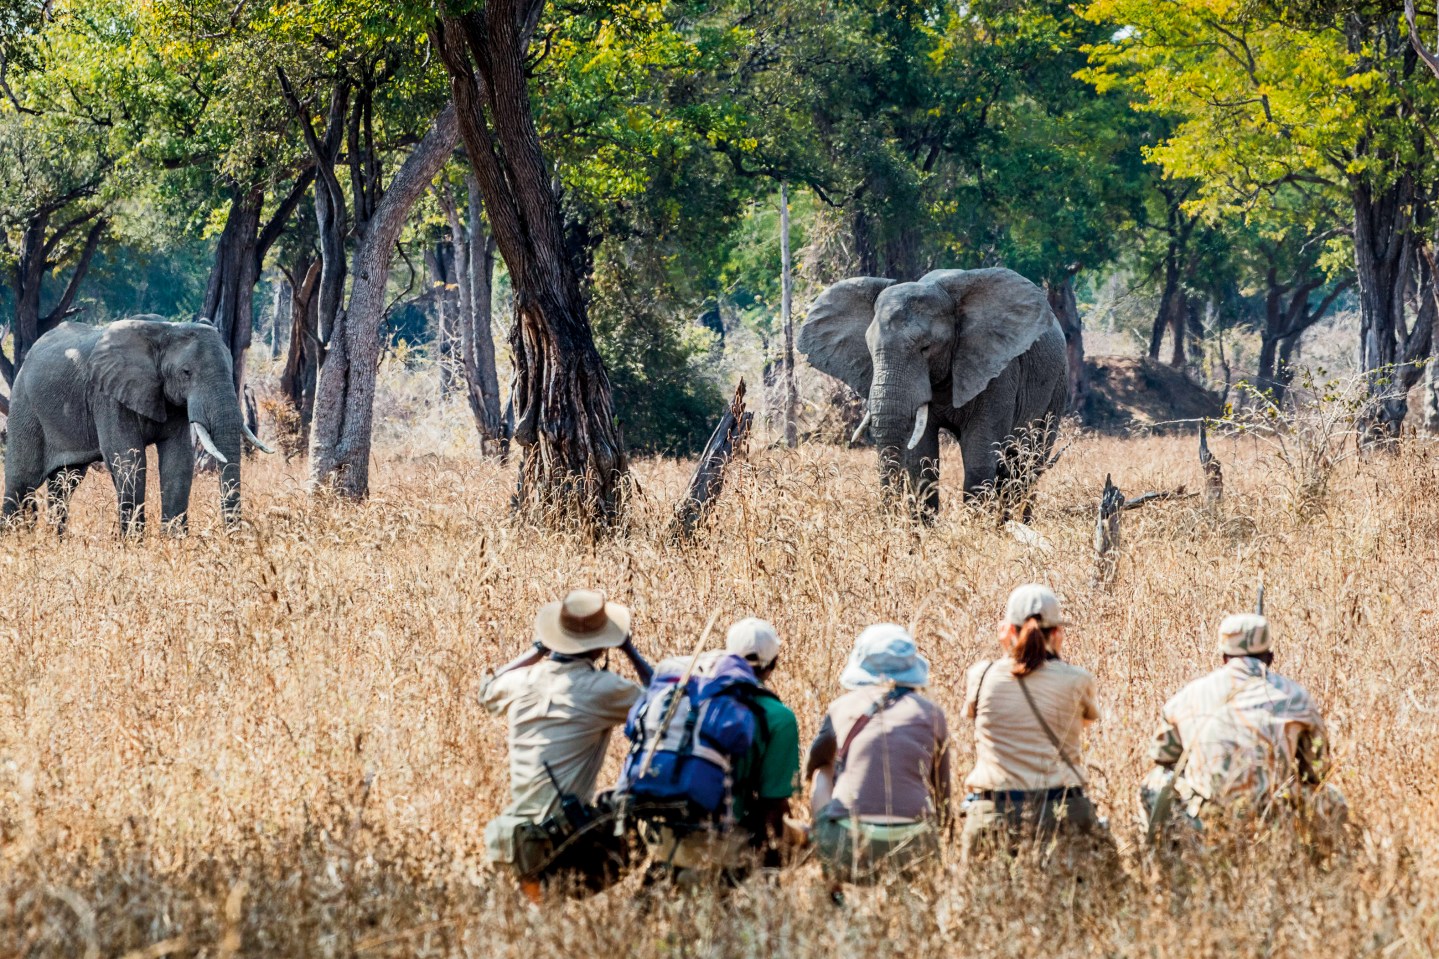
619 654 762 821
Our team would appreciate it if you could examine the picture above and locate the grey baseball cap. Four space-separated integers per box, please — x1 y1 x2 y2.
1005 584 1068 629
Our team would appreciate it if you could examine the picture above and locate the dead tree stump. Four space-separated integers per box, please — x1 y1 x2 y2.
1199 422 1223 507
669 380 751 541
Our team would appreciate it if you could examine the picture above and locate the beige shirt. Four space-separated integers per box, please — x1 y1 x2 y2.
479 656 642 822
963 656 1099 792
1151 658 1330 816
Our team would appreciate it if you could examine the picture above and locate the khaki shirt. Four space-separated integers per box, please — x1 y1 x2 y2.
479 656 642 823
963 656 1099 792
1151 658 1330 816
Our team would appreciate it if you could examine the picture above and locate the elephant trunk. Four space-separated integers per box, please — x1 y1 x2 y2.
189 390 244 526
869 365 936 517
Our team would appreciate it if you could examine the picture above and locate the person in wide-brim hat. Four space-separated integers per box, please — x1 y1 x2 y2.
839 623 931 689
479 589 653 904
534 589 633 654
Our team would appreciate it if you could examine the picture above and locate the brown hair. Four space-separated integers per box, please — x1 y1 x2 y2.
1011 617 1053 677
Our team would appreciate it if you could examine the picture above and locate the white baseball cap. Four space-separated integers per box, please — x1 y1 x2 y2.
1005 584 1068 629
725 617 782 669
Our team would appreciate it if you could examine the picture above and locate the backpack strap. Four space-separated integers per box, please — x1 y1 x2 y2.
1015 674 1086 785
836 687 912 774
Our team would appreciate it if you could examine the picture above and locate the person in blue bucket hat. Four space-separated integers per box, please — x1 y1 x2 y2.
805 624 952 890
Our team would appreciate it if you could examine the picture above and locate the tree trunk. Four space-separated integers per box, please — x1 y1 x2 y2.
280 257 322 441
1352 175 1417 437
442 173 506 453
434 11 629 525
1046 271 1087 415
428 241 458 394
2 209 105 385
468 174 505 453
780 183 798 448
269 276 289 360
202 186 264 393
308 102 460 496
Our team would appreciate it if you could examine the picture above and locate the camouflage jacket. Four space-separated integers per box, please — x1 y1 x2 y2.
1150 658 1331 817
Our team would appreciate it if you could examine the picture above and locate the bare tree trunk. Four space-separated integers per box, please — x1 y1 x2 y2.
468 174 505 453
280 258 322 439
2 209 105 385
1353 175 1418 437
780 183 798 448
434 11 628 525
427 241 458 394
202 186 263 393
308 102 459 496
1046 270 1086 414
269 276 290 360
441 173 506 453
198 170 313 396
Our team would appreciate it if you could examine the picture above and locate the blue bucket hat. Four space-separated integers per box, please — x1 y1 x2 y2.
839 624 930 690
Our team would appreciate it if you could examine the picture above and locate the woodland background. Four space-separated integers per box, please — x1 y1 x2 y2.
7 0 1439 466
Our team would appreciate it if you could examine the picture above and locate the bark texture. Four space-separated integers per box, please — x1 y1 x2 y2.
434 9 629 524
307 102 460 495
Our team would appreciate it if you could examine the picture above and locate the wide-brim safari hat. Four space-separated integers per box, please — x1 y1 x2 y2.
839 623 930 689
534 589 631 654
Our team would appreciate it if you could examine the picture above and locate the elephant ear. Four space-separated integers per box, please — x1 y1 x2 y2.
796 276 894 399
90 319 168 422
921 268 1054 409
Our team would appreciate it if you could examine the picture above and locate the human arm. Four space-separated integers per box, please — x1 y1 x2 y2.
805 714 838 817
1080 674 1100 727
1150 704 1184 768
477 643 545 715
618 637 653 686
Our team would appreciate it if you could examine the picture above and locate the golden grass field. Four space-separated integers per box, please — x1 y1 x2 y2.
2 429 1438 957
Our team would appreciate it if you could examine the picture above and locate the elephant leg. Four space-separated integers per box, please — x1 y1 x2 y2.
157 429 195 534
3 476 43 529
45 465 86 536
106 447 147 537
879 422 941 522
958 424 1003 507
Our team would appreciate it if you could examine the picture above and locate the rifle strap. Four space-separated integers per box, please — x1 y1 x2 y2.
1015 673 1086 785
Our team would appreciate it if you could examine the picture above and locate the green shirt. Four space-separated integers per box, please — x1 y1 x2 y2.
732 692 800 823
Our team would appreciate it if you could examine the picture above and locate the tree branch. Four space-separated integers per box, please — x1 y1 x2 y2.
42 217 106 331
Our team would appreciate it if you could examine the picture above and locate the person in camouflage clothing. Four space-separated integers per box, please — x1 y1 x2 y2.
1140 613 1345 833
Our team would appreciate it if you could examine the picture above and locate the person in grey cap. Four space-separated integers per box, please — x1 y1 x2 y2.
960 584 1105 861
1141 612 1342 836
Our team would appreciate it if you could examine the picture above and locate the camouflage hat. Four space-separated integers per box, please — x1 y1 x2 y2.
1218 613 1271 657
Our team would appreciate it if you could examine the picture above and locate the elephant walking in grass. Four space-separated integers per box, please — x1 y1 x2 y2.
2 316 272 534
798 268 1067 519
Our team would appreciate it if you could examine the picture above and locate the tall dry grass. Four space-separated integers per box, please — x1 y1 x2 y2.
2 430 1438 957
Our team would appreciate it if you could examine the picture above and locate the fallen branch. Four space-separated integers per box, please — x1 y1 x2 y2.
1121 487 1195 510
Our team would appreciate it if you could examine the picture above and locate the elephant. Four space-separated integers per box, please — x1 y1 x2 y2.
797 267 1068 518
2 316 272 534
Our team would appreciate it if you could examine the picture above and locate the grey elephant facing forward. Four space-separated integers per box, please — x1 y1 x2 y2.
3 317 271 534
798 268 1067 518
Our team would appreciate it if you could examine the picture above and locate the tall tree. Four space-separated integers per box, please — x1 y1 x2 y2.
433 7 628 523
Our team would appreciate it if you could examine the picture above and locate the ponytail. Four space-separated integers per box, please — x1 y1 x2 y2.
1010 617 1052 677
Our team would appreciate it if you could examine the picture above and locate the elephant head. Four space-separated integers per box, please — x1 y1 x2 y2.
89 318 269 525
797 267 1053 507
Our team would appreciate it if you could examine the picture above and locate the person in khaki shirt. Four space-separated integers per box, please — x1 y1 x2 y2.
479 589 652 902
960 584 1105 861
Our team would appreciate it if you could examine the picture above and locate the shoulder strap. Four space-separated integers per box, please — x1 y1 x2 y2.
836 687 912 771
1015 674 1086 784
974 659 997 709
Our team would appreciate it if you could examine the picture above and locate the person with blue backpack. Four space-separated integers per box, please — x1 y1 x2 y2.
616 618 798 885
805 624 952 888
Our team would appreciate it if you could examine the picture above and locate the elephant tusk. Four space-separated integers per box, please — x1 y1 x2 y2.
850 411 872 446
906 404 930 450
192 423 228 464
242 421 275 454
